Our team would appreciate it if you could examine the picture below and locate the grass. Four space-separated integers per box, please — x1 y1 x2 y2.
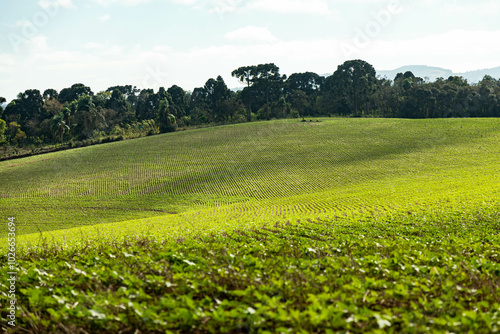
1 118 499 237
2 208 500 333
1 118 500 332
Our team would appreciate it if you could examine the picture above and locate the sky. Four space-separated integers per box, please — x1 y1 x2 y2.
1 0 500 103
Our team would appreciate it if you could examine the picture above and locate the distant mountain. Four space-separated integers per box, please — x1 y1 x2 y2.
459 67 500 83
377 65 500 84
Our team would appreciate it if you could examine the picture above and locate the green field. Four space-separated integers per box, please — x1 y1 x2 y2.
1 118 500 332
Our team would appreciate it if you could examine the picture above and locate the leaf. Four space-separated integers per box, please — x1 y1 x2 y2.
89 309 106 320
73 268 87 276
183 260 196 266
374 313 391 329
46 308 61 321
165 281 176 288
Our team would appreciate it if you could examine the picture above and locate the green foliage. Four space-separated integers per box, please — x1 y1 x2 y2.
59 83 94 104
290 109 300 118
1 118 500 237
1 118 500 332
3 60 500 152
0 118 6 145
7 121 26 146
2 207 499 333
158 97 177 133
324 59 378 116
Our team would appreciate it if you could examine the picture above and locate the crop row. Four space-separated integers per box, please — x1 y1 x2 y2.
2 203 499 333
1 118 499 239
2 119 498 200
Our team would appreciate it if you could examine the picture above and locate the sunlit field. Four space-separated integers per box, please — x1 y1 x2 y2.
1 118 500 333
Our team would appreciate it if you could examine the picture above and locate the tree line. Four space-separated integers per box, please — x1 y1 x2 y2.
1 59 500 149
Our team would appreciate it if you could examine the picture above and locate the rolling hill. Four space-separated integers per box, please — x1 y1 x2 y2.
377 65 500 83
1 118 499 240
1 118 500 333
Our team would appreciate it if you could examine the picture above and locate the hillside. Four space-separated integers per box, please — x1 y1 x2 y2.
1 118 500 333
1 118 499 240
377 65 500 83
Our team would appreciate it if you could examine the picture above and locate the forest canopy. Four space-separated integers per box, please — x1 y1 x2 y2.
1 59 499 151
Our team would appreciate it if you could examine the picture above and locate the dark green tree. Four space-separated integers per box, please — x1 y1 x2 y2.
43 89 59 101
107 89 134 124
477 76 500 117
59 84 94 104
69 94 105 139
290 90 309 120
232 66 256 121
167 85 187 118
0 118 6 147
286 72 324 95
51 112 69 143
136 89 156 121
106 85 139 109
252 63 285 120
0 96 6 119
158 96 177 133
3 89 46 130
286 72 323 116
204 76 231 122
394 71 424 91
325 59 378 116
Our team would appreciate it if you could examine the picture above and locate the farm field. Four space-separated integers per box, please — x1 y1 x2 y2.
1 118 500 332
1 118 500 237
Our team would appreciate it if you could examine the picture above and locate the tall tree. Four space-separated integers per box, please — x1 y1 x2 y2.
136 89 155 121
286 72 324 116
477 75 500 117
107 89 134 124
59 84 94 104
69 94 104 139
158 95 176 133
3 89 45 127
167 85 188 118
325 59 378 116
394 71 423 91
0 96 6 119
43 89 59 101
0 118 6 147
290 90 309 121
232 66 256 121
51 112 69 143
286 72 324 95
204 76 231 121
106 85 139 109
252 63 284 120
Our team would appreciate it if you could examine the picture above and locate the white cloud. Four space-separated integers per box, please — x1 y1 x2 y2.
98 14 111 22
83 42 106 49
207 0 241 14
246 0 331 14
342 29 500 73
171 0 197 4
2 28 500 103
25 36 50 53
38 0 76 9
15 20 34 28
92 0 151 6
225 26 278 43
443 0 500 16
92 0 197 6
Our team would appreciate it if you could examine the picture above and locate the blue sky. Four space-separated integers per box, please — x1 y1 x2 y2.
1 0 500 102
